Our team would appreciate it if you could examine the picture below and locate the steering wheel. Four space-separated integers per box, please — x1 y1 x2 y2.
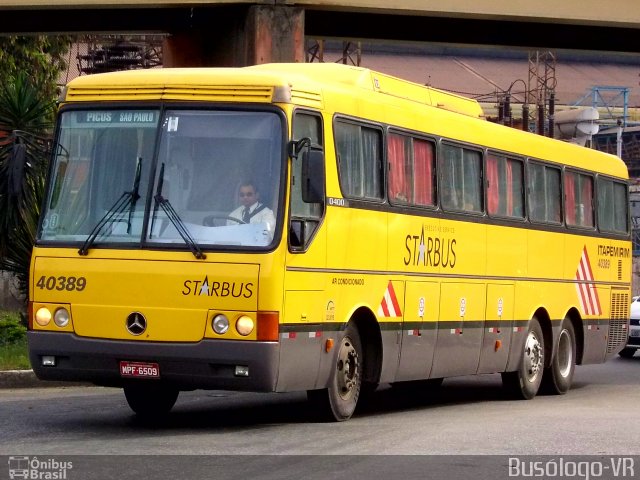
202 215 245 226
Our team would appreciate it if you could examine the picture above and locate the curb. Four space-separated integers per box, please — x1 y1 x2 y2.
0 369 89 389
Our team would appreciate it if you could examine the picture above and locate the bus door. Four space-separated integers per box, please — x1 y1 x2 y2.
395 281 440 382
477 284 514 373
277 110 327 392
431 282 486 378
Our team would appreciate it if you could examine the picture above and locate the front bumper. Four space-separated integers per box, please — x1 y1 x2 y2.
28 331 279 391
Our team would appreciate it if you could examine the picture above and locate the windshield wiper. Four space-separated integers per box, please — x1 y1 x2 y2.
78 157 142 256
151 163 206 260
127 157 142 234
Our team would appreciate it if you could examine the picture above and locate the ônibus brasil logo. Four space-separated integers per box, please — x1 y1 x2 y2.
8 456 73 479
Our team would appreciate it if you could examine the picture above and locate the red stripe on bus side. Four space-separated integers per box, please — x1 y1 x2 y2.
387 282 402 316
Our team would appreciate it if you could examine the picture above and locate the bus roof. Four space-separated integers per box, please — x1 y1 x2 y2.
249 63 485 118
63 63 484 118
62 63 627 179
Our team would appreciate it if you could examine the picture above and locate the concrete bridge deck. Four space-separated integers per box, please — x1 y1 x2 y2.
2 1 640 56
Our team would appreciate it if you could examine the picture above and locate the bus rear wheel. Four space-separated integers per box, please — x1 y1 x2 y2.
502 317 544 400
541 318 576 395
124 384 179 417
308 323 362 421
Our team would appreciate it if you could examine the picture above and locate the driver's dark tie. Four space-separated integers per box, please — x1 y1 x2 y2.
242 207 251 223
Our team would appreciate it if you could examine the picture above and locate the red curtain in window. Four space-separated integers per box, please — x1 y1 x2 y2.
565 172 576 225
506 159 514 216
388 134 407 202
413 139 434 205
487 155 499 215
582 177 594 226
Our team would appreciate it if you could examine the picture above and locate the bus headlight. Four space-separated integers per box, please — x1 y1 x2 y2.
54 308 70 327
236 315 254 336
212 314 229 334
35 307 52 326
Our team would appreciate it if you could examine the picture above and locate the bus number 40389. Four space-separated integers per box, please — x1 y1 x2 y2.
36 275 87 292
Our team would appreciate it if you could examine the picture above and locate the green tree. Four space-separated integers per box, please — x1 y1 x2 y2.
0 36 71 302
0 73 55 299
0 36 71 99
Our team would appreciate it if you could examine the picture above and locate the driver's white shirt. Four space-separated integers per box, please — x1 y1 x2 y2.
228 202 275 230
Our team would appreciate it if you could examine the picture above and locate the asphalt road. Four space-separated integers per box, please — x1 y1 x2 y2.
1 355 639 479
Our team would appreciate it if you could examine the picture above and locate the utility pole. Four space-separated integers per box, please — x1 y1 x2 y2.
527 51 557 136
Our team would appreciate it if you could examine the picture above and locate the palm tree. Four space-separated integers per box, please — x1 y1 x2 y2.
0 73 55 301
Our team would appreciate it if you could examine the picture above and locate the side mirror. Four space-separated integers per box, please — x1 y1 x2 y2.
301 148 325 204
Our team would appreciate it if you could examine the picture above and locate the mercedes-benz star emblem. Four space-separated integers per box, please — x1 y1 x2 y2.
126 312 147 336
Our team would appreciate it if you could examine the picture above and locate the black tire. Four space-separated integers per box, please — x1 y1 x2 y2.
619 347 637 359
124 384 179 417
541 318 576 395
307 323 362 421
502 317 545 400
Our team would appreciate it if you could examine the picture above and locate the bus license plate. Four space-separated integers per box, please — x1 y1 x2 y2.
630 330 640 337
120 361 160 378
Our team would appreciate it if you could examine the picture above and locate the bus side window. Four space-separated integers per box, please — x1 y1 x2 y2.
335 120 383 201
529 162 561 224
487 153 524 218
388 133 435 207
441 143 482 213
598 177 629 233
565 170 594 228
613 181 629 232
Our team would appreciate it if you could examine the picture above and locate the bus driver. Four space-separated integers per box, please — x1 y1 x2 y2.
227 181 276 231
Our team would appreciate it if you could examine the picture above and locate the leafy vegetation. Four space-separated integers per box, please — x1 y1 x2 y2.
0 36 71 301
0 310 29 370
0 310 26 343
0 36 71 100
0 74 55 298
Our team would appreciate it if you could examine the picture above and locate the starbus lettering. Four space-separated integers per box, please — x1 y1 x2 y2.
404 226 456 268
182 276 254 298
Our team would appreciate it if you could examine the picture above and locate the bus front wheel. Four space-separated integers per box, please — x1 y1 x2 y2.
308 323 362 421
502 317 545 400
541 318 576 395
124 384 179 417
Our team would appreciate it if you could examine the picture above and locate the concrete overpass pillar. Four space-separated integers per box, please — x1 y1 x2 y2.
163 5 304 67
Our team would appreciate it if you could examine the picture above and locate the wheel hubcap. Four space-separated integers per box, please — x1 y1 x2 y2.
336 336 359 401
524 330 543 383
557 328 573 378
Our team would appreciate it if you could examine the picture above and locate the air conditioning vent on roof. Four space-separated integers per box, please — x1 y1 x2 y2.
66 85 275 103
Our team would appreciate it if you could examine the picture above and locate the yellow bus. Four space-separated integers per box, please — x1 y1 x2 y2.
28 63 631 421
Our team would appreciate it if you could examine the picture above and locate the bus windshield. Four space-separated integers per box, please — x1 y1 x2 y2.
39 108 284 250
